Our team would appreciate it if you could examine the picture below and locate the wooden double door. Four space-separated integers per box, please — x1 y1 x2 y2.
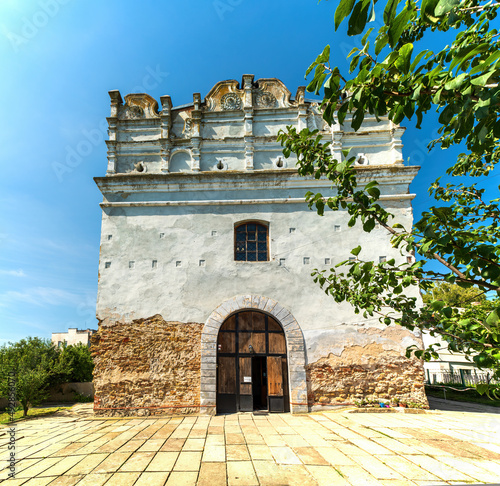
216 311 289 413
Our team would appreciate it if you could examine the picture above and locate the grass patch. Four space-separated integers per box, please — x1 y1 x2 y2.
425 385 500 407
0 406 72 425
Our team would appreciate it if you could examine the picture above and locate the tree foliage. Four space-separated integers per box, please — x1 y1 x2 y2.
278 0 500 392
58 343 94 383
421 281 487 305
0 338 61 416
0 338 94 416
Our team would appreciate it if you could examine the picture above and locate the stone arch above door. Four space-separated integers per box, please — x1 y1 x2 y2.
200 295 308 414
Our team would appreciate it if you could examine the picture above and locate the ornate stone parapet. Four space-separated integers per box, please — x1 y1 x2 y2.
391 126 406 164
190 93 202 171
108 90 123 117
331 131 343 161
242 74 254 109
160 95 173 172
296 86 308 131
106 91 122 175
105 140 117 175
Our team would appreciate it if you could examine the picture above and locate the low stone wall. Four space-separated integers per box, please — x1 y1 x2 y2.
0 383 93 408
306 326 428 409
47 382 94 402
91 315 203 416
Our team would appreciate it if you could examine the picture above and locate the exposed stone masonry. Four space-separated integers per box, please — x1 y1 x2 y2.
91 315 203 416
306 341 428 408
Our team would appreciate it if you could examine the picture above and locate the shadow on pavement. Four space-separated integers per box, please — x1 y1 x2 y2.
427 396 500 414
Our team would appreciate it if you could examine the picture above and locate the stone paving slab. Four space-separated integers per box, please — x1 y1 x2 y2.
1 405 500 485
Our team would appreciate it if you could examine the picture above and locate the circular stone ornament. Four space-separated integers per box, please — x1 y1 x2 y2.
255 91 277 108
129 105 144 119
221 93 242 111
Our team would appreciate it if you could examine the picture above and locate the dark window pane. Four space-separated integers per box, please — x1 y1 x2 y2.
234 222 269 262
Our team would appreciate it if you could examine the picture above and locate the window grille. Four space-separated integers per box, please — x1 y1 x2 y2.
235 222 269 262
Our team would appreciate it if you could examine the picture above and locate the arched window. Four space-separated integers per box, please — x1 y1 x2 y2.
235 222 269 262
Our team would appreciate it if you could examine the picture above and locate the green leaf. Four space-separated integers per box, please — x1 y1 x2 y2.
348 0 372 36
384 0 400 24
306 45 331 78
431 300 446 311
363 218 376 232
318 44 331 64
388 7 412 48
450 43 489 71
432 207 453 220
470 50 500 76
364 181 378 190
350 53 361 73
486 308 500 328
366 186 380 198
305 61 317 78
410 50 430 71
351 245 362 256
444 72 467 90
434 0 461 16
361 27 374 46
375 32 389 56
421 0 440 22
368 0 376 23
471 70 495 86
335 0 356 31
395 43 413 74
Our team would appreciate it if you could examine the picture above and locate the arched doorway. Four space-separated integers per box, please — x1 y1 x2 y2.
200 295 308 415
217 310 289 413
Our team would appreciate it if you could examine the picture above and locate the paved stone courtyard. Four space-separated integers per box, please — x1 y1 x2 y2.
1 405 500 485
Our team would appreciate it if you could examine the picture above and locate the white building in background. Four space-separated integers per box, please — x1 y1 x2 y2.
51 328 96 347
91 75 427 416
421 331 493 386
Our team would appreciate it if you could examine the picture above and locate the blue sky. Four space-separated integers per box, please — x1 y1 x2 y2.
0 0 497 344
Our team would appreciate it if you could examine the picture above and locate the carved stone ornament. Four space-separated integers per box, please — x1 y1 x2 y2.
221 92 242 111
307 103 329 131
133 161 146 173
255 90 277 108
120 94 160 119
183 118 193 136
123 105 145 119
